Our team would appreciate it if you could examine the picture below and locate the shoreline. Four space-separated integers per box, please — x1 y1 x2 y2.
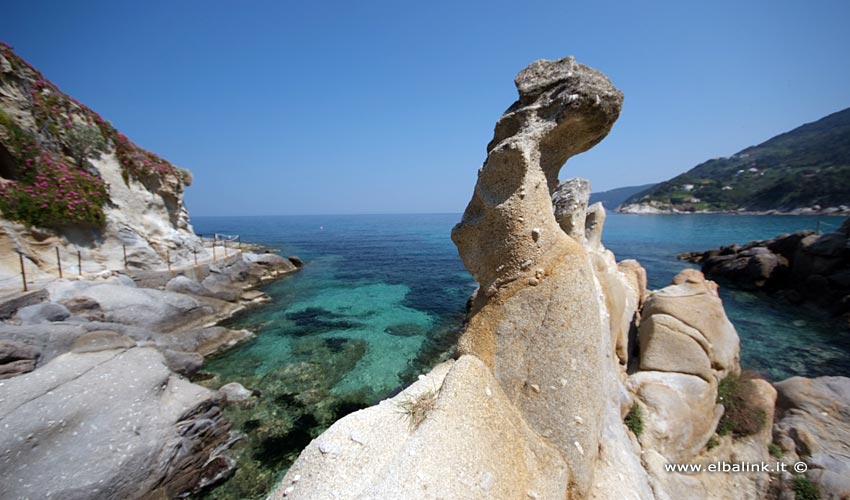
617 206 850 216
0 247 303 499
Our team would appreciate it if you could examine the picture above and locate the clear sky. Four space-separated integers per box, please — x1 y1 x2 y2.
2 0 849 215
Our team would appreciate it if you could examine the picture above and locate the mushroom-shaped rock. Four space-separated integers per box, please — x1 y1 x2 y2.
451 56 623 496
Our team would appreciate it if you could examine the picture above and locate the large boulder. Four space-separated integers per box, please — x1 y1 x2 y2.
451 56 622 496
47 280 214 332
638 313 713 382
14 302 71 325
0 323 87 366
272 356 568 500
0 347 232 499
628 371 722 463
642 270 740 381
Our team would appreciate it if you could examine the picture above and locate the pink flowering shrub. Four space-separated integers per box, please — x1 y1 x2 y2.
1 41 185 188
0 140 109 228
94 117 183 185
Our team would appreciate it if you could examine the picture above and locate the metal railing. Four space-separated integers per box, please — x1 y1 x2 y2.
9 233 241 292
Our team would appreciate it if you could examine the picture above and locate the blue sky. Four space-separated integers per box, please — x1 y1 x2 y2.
2 0 849 215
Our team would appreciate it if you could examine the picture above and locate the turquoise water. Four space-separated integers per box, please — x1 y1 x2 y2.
191 213 850 499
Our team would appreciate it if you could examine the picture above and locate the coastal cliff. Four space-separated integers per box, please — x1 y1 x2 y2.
0 42 208 288
0 43 304 500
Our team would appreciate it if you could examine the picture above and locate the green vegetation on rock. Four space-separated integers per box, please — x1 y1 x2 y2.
716 372 767 437
0 41 190 228
625 403 644 437
793 476 820 500
623 108 850 212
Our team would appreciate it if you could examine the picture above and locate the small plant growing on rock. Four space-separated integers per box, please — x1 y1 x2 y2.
624 403 644 437
716 371 767 437
706 436 719 450
769 442 783 459
396 389 437 430
66 123 106 167
793 476 820 500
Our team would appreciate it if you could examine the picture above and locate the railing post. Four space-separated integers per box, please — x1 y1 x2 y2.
56 247 63 279
167 249 172 272
224 238 228 259
193 248 198 267
123 244 128 269
212 238 217 263
78 250 82 276
19 252 27 292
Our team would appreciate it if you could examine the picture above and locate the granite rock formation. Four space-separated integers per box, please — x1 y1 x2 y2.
770 376 850 499
0 344 233 500
451 57 623 496
270 57 785 500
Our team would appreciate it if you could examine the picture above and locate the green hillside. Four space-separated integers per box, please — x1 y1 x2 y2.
589 183 657 210
622 107 850 212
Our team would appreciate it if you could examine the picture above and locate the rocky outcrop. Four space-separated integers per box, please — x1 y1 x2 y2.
267 57 823 500
0 345 233 499
771 376 850 500
450 57 622 496
0 42 209 287
639 268 741 382
680 219 850 328
273 356 569 500
0 250 304 499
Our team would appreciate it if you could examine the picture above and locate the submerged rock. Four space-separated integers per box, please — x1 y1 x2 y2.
220 381 254 402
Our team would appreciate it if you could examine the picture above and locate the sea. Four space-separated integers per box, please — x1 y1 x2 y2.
191 213 850 499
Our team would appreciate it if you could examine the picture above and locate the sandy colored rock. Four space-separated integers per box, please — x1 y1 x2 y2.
642 270 740 380
628 371 722 463
639 313 713 381
451 56 622 496
585 202 607 249
272 356 567 500
70 330 136 353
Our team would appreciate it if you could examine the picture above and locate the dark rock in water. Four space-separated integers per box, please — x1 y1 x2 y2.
289 256 305 268
383 323 427 337
285 307 364 336
682 219 850 326
200 333 374 499
324 336 350 352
